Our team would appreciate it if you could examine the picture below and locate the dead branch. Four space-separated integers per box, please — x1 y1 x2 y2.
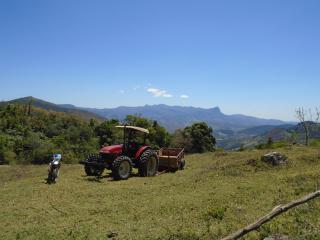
295 107 306 122
295 107 310 146
221 190 320 240
316 107 320 123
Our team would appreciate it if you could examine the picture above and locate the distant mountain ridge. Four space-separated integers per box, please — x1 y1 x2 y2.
3 96 290 132
61 103 288 132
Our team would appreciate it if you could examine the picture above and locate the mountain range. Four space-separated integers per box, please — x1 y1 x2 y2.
2 96 299 149
60 103 288 132
2 96 291 131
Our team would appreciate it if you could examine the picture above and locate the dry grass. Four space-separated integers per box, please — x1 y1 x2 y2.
1 146 320 239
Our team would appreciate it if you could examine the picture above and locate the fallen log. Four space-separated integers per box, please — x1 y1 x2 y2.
221 190 320 240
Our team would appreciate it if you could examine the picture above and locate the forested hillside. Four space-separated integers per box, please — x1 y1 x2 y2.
0 103 99 164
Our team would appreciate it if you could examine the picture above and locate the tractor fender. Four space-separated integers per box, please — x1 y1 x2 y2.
135 146 151 159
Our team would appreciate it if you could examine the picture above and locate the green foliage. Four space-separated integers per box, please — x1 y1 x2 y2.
21 132 55 164
125 114 150 129
171 129 192 150
149 120 171 149
94 119 120 146
0 103 100 164
171 122 216 153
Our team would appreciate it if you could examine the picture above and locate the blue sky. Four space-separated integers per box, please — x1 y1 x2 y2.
0 0 319 120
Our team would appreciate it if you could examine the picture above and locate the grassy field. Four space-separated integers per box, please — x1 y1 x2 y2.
1 146 320 240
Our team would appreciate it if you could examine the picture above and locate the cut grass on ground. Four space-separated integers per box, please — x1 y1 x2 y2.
1 146 320 240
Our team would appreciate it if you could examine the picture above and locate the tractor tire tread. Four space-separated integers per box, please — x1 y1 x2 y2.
138 149 159 177
84 154 104 176
112 156 133 180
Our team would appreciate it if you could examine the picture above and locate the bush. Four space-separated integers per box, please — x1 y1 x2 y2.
171 122 216 153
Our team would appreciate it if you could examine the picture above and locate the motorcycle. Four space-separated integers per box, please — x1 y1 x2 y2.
47 154 62 184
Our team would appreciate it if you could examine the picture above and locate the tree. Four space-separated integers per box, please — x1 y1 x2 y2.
0 135 15 164
170 129 191 150
267 137 273 146
27 98 33 116
183 122 216 153
124 114 150 129
149 122 171 149
295 107 319 146
94 119 120 146
89 118 97 128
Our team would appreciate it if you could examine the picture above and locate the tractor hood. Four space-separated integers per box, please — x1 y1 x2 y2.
100 145 123 154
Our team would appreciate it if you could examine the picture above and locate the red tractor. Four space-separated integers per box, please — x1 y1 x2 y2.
80 125 159 180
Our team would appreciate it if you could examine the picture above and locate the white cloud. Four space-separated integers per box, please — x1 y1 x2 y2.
180 94 189 99
147 88 173 98
119 90 125 94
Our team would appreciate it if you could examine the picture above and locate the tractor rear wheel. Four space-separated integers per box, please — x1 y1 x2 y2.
112 156 132 180
138 150 159 177
84 154 104 176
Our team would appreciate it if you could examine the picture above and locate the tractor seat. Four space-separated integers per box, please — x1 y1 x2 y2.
128 142 140 157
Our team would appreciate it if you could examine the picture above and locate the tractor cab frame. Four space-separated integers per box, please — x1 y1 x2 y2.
116 125 148 158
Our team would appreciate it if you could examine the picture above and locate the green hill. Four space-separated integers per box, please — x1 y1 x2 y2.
1 96 105 121
1 146 320 239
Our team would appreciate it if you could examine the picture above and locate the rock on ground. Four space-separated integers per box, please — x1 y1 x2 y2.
261 152 288 165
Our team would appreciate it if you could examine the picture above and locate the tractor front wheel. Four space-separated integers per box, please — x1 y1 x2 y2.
112 156 133 180
84 154 104 176
138 150 159 177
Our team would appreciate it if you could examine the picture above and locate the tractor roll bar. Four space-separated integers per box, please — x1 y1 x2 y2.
115 125 149 134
